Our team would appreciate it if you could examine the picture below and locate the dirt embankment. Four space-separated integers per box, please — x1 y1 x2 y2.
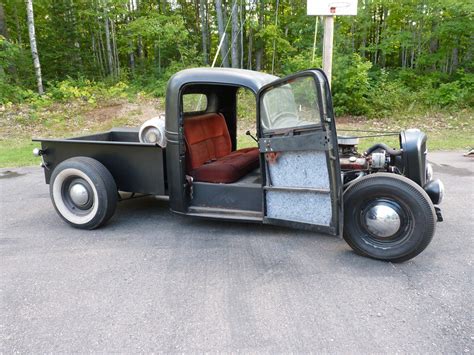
0 98 164 140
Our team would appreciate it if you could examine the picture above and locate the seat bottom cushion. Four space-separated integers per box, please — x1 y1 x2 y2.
191 147 260 183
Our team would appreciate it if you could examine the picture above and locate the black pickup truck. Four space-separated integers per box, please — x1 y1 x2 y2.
34 68 444 262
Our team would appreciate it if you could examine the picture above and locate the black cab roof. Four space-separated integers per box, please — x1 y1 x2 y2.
165 68 279 133
167 67 279 95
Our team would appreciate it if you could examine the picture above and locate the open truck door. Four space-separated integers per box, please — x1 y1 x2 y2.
257 70 342 235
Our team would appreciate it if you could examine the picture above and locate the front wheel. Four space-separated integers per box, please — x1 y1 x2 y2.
50 157 118 229
343 173 436 262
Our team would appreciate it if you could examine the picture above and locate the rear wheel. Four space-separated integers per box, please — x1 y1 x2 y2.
50 157 117 229
343 173 436 262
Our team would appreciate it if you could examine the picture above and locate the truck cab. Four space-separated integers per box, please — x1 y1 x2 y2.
164 68 341 235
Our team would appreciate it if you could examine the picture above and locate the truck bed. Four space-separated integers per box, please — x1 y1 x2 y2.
33 128 166 195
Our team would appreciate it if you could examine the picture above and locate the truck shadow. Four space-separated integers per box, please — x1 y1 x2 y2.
111 195 429 271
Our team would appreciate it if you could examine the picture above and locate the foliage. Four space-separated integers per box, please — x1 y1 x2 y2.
364 70 413 118
424 71 474 108
0 35 20 71
1 77 133 107
0 0 473 116
332 54 372 116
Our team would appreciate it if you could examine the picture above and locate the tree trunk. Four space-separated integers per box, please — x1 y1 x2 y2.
157 35 161 74
111 19 119 77
194 0 200 38
137 36 144 61
380 6 388 67
66 0 83 72
13 4 22 45
450 47 458 74
199 0 208 64
129 43 135 71
361 36 366 59
401 46 406 68
25 0 44 95
240 0 244 68
255 0 264 71
231 1 240 68
247 27 253 70
373 6 381 65
0 3 7 78
98 30 108 77
351 20 355 52
104 16 114 76
215 0 229 67
159 0 167 14
0 3 8 39
92 34 104 77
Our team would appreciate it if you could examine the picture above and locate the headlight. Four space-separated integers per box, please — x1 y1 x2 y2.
426 163 434 182
424 179 444 205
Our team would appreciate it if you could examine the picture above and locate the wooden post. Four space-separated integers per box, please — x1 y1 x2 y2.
322 15 334 87
311 16 319 66
271 0 280 74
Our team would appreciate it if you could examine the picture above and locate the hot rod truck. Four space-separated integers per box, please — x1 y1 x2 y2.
33 68 444 262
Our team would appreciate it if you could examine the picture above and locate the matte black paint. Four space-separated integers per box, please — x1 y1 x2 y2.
191 181 263 212
398 129 428 186
33 129 166 195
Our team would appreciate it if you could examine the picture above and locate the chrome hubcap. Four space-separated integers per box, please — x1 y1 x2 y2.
69 183 89 207
364 204 401 238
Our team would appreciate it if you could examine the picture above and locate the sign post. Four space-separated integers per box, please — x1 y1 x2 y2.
307 0 358 87
322 16 334 86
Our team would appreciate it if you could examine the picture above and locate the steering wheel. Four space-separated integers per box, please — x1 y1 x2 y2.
270 111 299 128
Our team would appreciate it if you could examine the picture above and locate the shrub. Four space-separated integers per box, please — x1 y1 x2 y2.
366 70 412 118
0 81 37 105
423 71 473 108
332 53 372 116
45 78 131 105
281 53 321 74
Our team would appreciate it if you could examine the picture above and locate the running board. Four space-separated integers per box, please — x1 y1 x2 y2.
187 206 263 222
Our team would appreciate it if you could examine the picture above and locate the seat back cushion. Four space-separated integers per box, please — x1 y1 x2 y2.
184 113 232 171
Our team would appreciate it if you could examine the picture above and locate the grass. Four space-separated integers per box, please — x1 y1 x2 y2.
336 127 474 152
0 138 41 168
0 96 472 169
336 109 473 152
0 95 162 168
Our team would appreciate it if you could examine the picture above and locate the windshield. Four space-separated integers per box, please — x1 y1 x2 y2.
261 76 321 131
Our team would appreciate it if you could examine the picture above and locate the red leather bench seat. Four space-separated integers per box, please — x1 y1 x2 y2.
184 113 259 183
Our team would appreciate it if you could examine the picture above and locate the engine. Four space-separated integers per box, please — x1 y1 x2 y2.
338 135 402 186
338 129 444 219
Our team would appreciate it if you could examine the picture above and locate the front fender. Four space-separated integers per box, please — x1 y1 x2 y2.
398 129 428 186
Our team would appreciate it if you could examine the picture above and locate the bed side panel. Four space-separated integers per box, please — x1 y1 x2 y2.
39 141 165 195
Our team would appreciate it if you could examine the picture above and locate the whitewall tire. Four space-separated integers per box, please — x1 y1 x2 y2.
49 157 118 229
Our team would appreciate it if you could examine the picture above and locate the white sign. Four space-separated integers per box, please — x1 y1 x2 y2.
307 0 358 16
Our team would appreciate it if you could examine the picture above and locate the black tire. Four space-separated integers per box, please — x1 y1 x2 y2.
49 157 117 229
343 173 436 262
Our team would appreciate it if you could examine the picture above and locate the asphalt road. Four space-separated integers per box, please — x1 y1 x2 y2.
1 151 472 353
